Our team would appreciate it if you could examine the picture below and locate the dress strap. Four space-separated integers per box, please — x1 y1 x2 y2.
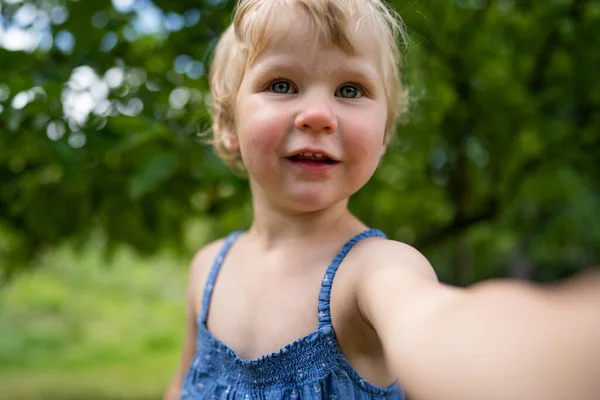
318 229 386 328
199 231 243 326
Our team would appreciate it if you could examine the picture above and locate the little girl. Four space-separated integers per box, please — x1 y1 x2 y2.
164 0 600 399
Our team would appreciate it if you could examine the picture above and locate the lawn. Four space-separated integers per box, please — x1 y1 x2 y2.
0 242 189 399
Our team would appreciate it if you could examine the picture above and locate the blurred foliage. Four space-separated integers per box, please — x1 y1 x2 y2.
0 0 599 284
0 241 185 399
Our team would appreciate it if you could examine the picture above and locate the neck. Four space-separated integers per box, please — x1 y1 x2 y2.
247 193 366 251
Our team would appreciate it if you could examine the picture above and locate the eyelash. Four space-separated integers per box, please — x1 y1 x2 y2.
267 77 296 92
342 80 368 97
265 78 369 97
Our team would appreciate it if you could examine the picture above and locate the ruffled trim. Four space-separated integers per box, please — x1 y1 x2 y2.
192 321 400 395
192 321 336 389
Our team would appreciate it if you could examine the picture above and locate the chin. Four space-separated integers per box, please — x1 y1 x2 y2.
282 191 346 214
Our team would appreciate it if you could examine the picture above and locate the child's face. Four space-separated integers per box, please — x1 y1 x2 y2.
232 17 388 212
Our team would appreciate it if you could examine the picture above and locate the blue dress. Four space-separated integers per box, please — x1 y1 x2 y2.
181 229 405 399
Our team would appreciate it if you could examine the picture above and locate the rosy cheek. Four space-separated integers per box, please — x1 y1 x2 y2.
350 121 385 149
240 115 282 164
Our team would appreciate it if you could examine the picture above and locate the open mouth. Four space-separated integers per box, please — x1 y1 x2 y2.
287 152 338 164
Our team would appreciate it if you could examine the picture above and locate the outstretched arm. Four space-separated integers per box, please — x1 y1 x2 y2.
358 241 600 400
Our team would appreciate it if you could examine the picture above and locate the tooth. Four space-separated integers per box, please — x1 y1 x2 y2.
304 152 313 157
315 153 324 158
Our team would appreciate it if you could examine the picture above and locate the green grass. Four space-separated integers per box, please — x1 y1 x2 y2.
0 351 178 399
0 242 189 399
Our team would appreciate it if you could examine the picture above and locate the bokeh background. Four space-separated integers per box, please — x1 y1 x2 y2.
1 0 599 398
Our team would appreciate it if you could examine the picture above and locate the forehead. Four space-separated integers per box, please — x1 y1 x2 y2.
249 12 384 73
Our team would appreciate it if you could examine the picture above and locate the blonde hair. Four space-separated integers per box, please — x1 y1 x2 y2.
209 0 409 170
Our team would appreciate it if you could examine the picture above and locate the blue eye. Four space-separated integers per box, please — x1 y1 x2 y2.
270 80 296 94
337 84 363 99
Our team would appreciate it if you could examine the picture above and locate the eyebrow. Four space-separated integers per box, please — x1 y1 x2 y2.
250 56 381 88
249 58 310 79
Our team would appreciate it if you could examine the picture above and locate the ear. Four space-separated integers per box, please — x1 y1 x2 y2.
223 131 239 153
380 141 389 158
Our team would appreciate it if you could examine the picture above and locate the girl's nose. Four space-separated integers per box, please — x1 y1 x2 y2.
294 98 338 134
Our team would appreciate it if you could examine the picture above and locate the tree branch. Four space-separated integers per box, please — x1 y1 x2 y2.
527 0 586 94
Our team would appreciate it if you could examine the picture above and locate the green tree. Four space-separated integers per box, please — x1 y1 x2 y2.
1 0 598 284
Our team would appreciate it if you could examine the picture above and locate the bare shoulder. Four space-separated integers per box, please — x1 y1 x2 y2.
347 237 455 333
187 237 228 315
189 238 226 278
349 237 438 283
